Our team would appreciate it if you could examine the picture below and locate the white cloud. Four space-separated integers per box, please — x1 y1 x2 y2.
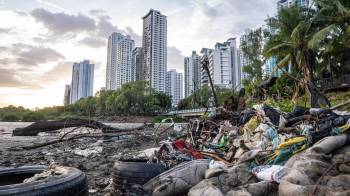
36 0 66 11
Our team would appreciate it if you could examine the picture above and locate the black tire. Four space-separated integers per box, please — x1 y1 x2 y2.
111 160 165 194
0 166 87 196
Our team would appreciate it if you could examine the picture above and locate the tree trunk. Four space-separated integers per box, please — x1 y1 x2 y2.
201 58 218 108
12 118 146 136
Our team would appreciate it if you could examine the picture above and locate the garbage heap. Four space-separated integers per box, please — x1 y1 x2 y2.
144 104 350 196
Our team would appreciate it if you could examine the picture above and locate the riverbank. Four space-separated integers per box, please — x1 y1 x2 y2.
0 122 163 195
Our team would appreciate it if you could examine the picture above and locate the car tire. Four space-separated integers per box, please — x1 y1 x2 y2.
111 160 166 195
0 165 87 196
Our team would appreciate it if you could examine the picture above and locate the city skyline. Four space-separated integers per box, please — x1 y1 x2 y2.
0 0 276 108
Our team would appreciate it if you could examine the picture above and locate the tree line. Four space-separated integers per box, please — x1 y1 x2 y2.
0 81 172 122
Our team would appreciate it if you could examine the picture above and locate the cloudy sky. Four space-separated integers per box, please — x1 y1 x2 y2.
0 0 276 108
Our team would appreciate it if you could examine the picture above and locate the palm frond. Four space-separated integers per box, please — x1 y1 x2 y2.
291 21 311 45
308 24 337 49
277 54 291 69
264 42 292 58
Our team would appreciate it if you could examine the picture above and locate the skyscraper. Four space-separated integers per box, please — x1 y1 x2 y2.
184 51 201 98
277 0 310 10
166 69 183 106
63 84 71 106
132 47 143 81
263 17 283 78
200 48 212 87
142 9 167 92
70 60 94 103
184 57 191 98
106 32 135 90
239 29 252 81
211 38 240 89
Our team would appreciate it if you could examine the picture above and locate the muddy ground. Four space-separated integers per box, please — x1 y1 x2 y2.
0 125 160 195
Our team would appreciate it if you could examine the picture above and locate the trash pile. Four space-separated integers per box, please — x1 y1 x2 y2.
138 104 350 196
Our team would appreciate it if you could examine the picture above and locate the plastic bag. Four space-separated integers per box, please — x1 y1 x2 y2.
252 165 291 183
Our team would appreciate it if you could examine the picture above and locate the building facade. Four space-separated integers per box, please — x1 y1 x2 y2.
210 38 240 89
200 48 212 87
166 69 183 106
263 17 283 78
106 32 135 90
184 51 201 97
277 0 310 10
142 9 167 92
237 49 248 80
132 47 143 81
70 60 94 103
63 84 71 106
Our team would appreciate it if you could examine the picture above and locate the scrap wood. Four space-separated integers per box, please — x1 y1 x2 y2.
200 151 232 165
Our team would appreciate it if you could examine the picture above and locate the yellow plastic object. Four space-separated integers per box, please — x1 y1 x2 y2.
340 124 350 132
244 116 259 131
278 137 306 149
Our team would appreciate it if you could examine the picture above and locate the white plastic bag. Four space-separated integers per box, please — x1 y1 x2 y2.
252 165 291 183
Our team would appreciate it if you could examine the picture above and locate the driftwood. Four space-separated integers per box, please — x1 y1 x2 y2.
11 130 153 150
13 118 150 136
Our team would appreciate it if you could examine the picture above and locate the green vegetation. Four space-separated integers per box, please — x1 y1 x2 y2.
240 28 265 86
0 81 171 122
177 86 236 110
81 81 172 116
240 0 350 108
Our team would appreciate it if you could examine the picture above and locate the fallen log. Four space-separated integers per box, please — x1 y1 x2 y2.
16 131 149 150
12 118 149 136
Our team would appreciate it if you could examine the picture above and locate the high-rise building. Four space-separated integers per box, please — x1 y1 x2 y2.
132 47 143 81
142 9 167 92
70 60 94 103
277 0 310 10
166 69 183 106
239 29 253 81
210 38 240 89
200 48 213 87
106 33 123 90
237 49 248 80
63 84 71 106
184 51 201 97
263 17 283 78
106 32 135 90
184 57 191 98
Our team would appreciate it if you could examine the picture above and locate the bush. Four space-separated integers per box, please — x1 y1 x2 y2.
22 112 46 122
2 114 21 122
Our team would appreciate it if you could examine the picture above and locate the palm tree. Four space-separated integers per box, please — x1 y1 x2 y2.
264 7 330 107
264 7 314 87
310 0 350 75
